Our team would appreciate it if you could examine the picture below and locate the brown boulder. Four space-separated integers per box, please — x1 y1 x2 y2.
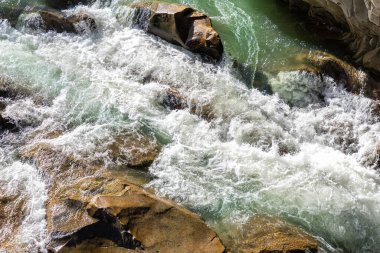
47 176 225 253
229 216 318 253
131 1 223 60
25 7 96 33
162 87 215 121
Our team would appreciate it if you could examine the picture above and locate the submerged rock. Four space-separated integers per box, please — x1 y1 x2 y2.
130 1 224 61
162 88 215 121
107 132 161 169
27 7 96 33
268 50 380 100
229 216 319 253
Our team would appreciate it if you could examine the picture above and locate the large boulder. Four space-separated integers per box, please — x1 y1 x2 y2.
20 136 225 253
130 1 224 61
229 216 319 253
282 0 380 77
47 176 226 253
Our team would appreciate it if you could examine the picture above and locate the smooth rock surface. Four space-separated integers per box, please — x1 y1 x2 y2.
131 1 224 60
230 216 319 253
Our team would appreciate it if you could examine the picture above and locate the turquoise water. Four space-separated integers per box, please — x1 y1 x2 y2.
0 0 379 252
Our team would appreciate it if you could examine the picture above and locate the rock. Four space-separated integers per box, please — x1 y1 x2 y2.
47 176 226 253
20 135 225 253
0 114 18 132
24 7 96 33
107 132 161 169
131 1 223 60
0 3 24 26
162 88 215 120
58 238 142 253
269 50 380 100
0 187 27 252
281 0 380 76
229 216 318 253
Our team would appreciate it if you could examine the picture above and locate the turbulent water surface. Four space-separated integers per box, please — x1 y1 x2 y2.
0 0 379 252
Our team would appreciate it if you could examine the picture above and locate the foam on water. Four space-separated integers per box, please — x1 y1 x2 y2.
0 0 379 252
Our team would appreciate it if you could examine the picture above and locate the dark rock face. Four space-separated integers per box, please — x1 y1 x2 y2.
132 1 224 61
281 0 380 77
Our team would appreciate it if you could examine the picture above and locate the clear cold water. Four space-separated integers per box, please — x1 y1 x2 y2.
0 0 379 252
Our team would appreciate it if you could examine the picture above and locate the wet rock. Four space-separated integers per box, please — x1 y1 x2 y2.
230 216 318 253
47 176 225 253
107 133 161 169
281 0 380 77
163 88 215 120
0 114 18 132
270 50 380 100
25 7 96 33
0 187 27 252
20 133 224 253
0 3 24 26
131 1 224 61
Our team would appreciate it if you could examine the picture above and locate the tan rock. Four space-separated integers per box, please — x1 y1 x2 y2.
230 216 318 253
131 1 223 60
0 187 27 252
107 132 161 169
47 176 225 253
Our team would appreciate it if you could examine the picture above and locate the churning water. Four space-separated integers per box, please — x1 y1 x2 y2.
0 0 379 252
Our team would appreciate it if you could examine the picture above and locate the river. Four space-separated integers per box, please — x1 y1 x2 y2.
0 0 379 252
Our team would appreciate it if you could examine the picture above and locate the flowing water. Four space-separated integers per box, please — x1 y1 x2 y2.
0 0 379 252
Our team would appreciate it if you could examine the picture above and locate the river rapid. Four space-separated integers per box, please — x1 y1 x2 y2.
0 0 379 252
